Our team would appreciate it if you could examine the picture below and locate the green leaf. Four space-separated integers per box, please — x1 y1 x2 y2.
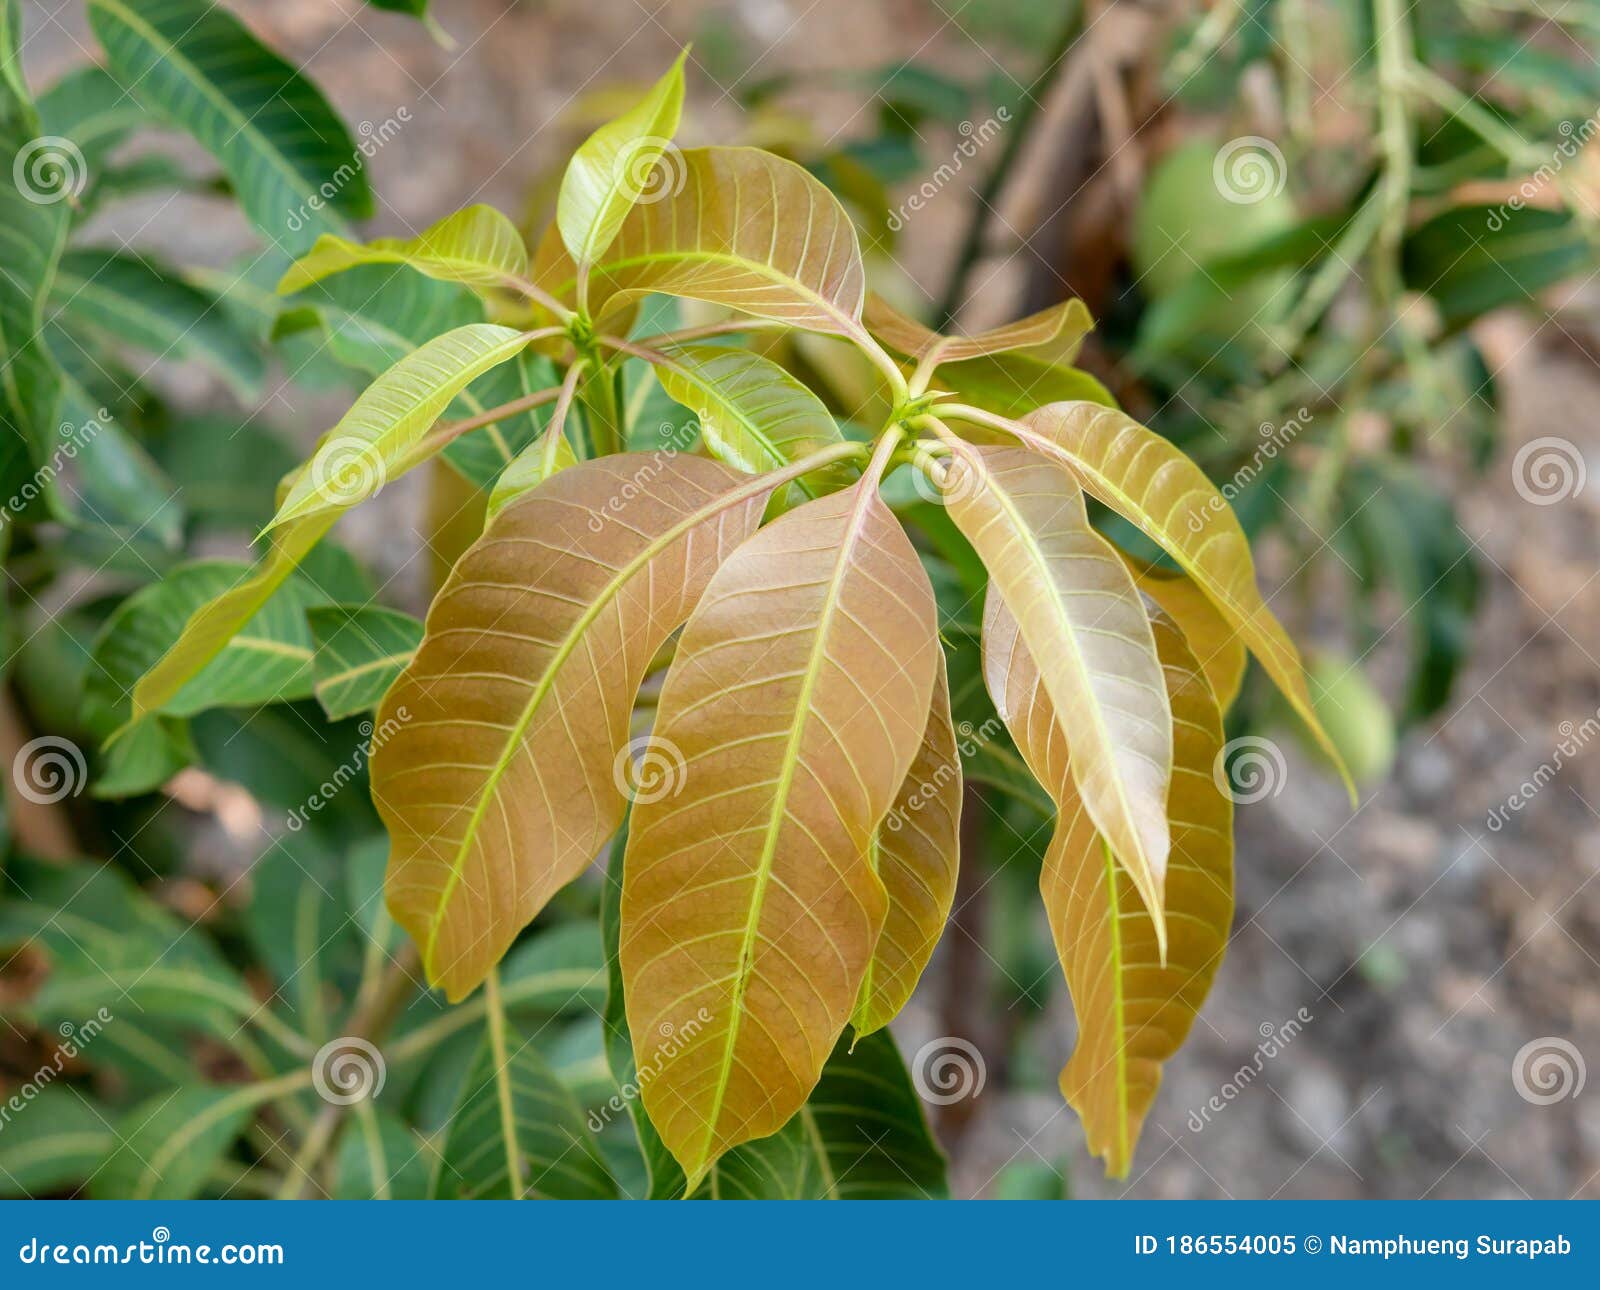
278 204 530 295
91 1086 256 1199
654 343 849 499
930 351 1116 420
53 248 265 400
308 604 423 720
557 49 688 269
268 323 529 530
334 1108 434 1199
485 418 576 518
0 1088 116 1199
87 0 373 253
153 414 300 534
1404 205 1591 330
435 1025 617 1199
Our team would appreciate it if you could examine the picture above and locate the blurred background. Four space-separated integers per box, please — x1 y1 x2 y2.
10 0 1600 1198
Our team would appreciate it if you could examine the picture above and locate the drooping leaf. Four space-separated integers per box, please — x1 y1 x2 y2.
621 474 939 1191
560 146 868 339
985 599 1232 1177
375 454 778 1000
87 0 373 253
944 443 1171 941
278 204 531 295
269 323 529 530
557 49 687 270
1005 402 1350 791
654 343 850 499
851 657 961 1037
865 292 1093 365
0 1087 114 1198
53 247 264 400
435 1025 616 1199
1120 551 1246 711
307 604 423 720
484 416 577 518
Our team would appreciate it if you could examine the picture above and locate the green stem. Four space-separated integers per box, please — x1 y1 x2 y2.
484 965 526 1199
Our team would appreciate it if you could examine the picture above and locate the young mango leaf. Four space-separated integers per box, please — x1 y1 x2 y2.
620 474 939 1192
485 417 577 518
434 1025 616 1199
1008 402 1351 793
90 1085 259 1200
86 558 327 735
557 49 687 270
985 599 1232 1177
0 1088 116 1199
374 455 776 1001
307 604 423 720
1120 551 1247 711
865 292 1093 365
278 204 531 296
53 248 264 400
852 657 961 1037
269 323 530 530
87 0 373 253
570 147 867 338
334 1108 435 1200
128 512 336 723
928 351 1116 420
654 343 850 499
944 443 1172 944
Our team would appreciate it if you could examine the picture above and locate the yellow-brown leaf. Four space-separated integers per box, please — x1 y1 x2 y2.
373 454 776 1001
620 477 938 1191
985 598 1232 1177
1120 551 1247 712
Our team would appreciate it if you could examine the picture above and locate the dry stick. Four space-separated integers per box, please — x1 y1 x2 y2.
934 5 1086 329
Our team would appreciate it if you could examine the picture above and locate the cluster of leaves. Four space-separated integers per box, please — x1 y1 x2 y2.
1096 0 1600 759
1 3 1352 1197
